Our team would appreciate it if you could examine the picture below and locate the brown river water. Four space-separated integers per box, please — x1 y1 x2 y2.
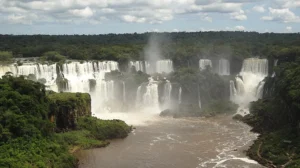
77 113 264 168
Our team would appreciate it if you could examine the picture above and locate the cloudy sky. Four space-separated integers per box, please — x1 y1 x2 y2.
0 0 299 34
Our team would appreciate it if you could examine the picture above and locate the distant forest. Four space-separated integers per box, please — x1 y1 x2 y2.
1 32 300 71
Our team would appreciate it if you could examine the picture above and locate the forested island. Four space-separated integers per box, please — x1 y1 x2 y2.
1 31 300 167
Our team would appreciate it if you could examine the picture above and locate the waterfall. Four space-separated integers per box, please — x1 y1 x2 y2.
129 61 145 72
272 59 278 77
178 87 182 104
163 80 172 109
136 86 142 107
0 61 119 114
230 58 268 115
199 59 212 71
142 78 159 111
256 81 265 98
144 59 174 74
235 77 245 96
156 60 174 74
217 59 230 76
229 80 237 101
198 85 202 109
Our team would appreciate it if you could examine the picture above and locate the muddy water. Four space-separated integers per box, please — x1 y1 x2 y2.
77 115 263 168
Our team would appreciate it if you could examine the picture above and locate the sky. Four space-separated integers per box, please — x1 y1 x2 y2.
0 0 299 34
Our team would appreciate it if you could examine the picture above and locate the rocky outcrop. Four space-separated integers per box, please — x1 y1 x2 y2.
48 92 91 131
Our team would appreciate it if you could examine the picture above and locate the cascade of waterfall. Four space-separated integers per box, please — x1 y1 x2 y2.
142 78 160 111
272 59 279 77
256 81 265 98
178 87 182 104
144 59 174 74
145 61 153 74
217 59 230 76
136 86 142 107
156 60 174 74
129 61 145 72
0 63 57 86
198 85 202 109
230 58 268 115
229 80 237 101
0 61 119 114
235 77 245 95
163 80 172 109
199 59 212 71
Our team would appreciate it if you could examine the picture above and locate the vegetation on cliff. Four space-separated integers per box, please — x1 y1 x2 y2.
238 52 300 168
0 75 131 168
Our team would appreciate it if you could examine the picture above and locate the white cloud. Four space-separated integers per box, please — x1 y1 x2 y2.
69 7 94 18
235 25 245 31
230 10 247 21
200 2 242 13
261 7 300 23
0 0 294 27
7 13 38 24
199 13 213 22
273 0 300 8
225 25 245 31
121 15 146 23
252 5 265 13
172 28 179 32
286 26 292 32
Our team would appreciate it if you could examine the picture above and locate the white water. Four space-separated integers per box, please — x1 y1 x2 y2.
0 63 57 86
199 59 212 71
129 61 145 72
156 59 174 74
198 85 202 109
131 59 174 74
162 80 172 109
217 59 230 76
178 87 182 104
142 77 160 112
0 61 119 115
230 58 268 116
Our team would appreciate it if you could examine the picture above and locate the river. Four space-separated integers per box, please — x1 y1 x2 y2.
77 113 263 168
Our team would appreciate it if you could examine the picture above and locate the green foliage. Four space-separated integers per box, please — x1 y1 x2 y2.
48 92 91 130
40 51 66 63
170 67 230 106
246 128 300 168
56 130 109 149
0 75 51 141
0 76 131 167
0 51 13 62
0 137 76 168
78 116 132 140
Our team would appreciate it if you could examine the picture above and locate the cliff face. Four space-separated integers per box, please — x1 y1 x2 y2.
48 92 91 130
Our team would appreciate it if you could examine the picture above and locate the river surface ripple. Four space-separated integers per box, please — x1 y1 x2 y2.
77 115 264 168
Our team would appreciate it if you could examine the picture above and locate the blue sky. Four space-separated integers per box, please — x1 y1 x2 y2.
0 0 299 34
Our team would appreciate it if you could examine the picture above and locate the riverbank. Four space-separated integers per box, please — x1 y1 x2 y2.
234 110 300 168
237 115 300 168
58 116 132 166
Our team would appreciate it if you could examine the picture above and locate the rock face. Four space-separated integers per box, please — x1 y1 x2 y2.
48 92 91 130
